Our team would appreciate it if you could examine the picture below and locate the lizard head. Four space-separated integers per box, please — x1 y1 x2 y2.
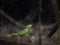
26 24 32 29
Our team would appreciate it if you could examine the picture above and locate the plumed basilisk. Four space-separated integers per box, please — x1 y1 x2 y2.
11 24 32 37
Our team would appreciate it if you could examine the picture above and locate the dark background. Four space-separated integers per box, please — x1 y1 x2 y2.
0 0 57 25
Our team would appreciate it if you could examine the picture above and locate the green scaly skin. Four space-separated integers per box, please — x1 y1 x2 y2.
11 24 32 37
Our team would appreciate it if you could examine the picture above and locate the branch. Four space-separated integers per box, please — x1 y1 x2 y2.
0 34 31 45
0 10 25 28
46 0 60 38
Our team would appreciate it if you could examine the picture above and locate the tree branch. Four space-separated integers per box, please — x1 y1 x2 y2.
0 10 25 29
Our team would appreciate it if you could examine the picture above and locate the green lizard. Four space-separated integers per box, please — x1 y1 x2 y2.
11 24 32 37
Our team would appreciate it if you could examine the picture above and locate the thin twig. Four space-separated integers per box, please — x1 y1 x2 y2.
0 10 25 28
